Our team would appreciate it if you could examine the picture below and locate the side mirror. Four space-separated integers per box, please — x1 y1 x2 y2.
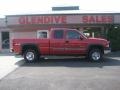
79 36 83 40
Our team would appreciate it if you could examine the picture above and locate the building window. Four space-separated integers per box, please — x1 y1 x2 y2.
66 30 80 39
54 30 64 39
37 30 49 38
1 32 10 49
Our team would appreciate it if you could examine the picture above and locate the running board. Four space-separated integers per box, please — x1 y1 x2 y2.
40 56 85 59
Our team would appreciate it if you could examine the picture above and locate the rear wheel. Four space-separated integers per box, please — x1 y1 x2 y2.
88 49 103 62
23 49 39 63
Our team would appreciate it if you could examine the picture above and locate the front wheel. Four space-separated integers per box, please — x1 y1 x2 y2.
23 49 39 63
88 49 103 62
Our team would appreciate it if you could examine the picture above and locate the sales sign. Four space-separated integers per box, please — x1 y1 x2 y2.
6 14 113 26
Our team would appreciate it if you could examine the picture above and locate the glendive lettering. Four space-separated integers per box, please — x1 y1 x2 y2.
82 15 113 23
19 16 67 24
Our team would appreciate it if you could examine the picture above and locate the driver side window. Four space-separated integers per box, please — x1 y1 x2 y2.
66 30 80 39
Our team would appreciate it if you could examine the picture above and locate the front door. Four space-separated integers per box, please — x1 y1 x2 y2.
64 30 86 55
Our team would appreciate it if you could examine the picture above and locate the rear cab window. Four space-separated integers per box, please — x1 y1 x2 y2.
37 30 49 39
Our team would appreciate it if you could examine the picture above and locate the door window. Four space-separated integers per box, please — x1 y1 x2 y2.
66 30 80 39
54 30 64 39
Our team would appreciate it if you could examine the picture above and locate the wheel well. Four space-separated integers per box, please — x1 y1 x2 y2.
21 44 40 55
88 45 104 54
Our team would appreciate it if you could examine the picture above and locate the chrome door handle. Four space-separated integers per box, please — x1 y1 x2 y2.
65 41 69 43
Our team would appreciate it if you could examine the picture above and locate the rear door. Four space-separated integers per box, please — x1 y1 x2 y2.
50 30 65 55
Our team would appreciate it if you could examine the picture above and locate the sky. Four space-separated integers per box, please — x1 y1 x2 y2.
0 0 120 18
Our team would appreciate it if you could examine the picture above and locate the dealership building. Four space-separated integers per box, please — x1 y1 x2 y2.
0 12 120 52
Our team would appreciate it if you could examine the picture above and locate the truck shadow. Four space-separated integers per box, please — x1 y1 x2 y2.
15 57 120 68
105 51 120 57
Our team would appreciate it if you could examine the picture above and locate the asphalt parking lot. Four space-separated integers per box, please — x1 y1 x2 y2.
0 52 120 90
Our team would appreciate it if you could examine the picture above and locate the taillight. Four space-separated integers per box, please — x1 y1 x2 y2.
13 42 15 46
13 43 20 46
12 40 20 46
12 40 15 46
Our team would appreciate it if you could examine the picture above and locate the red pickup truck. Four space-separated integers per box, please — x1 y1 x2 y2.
12 28 110 62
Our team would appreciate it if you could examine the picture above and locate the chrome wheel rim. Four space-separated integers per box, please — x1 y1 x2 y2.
26 52 35 61
92 52 100 61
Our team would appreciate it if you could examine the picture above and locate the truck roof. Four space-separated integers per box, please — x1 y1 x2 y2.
51 28 77 31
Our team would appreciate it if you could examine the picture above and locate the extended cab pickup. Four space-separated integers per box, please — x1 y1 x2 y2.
12 28 110 62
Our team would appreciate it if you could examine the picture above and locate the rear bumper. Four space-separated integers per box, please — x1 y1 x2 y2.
10 48 21 55
104 48 111 54
10 48 14 53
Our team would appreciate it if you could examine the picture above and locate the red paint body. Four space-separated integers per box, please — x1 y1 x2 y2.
12 28 109 56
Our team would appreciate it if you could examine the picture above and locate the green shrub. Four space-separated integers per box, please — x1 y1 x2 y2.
107 25 120 51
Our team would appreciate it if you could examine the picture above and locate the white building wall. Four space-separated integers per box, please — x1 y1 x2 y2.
0 18 7 51
0 32 1 51
12 31 37 39
0 18 6 27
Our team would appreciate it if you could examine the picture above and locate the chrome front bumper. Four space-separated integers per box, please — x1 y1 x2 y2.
104 48 111 54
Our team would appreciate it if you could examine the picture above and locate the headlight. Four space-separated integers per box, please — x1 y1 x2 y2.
105 41 110 48
106 44 109 47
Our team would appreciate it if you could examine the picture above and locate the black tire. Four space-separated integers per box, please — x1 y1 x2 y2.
88 49 103 62
23 49 39 63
